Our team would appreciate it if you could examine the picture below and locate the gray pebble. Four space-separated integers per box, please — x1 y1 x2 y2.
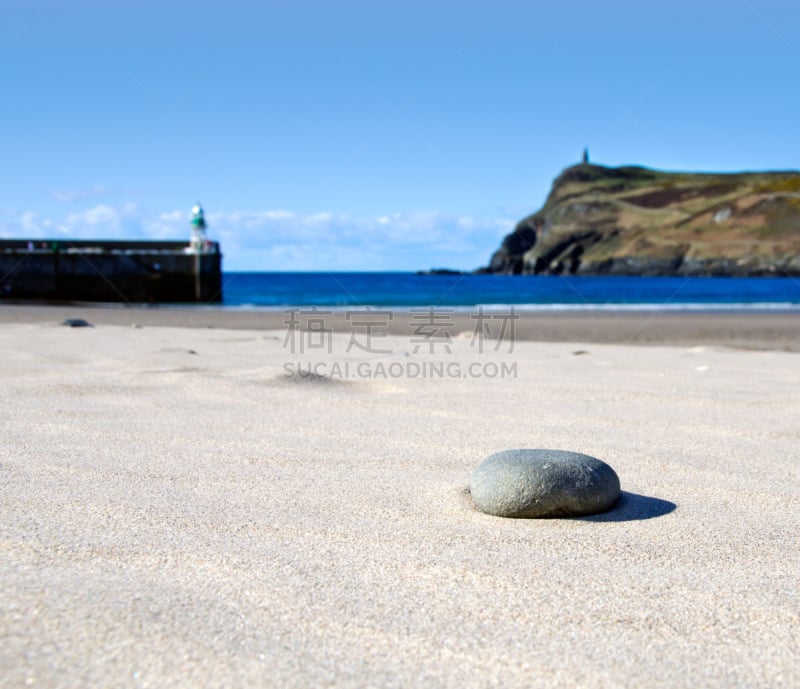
470 449 620 518
61 318 93 328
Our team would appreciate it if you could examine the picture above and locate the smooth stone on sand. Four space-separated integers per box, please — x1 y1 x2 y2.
470 449 620 518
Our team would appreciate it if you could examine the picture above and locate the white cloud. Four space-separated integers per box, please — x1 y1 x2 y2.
305 212 334 225
74 205 117 226
50 185 106 203
0 203 514 271
59 203 142 238
20 211 43 233
264 210 295 221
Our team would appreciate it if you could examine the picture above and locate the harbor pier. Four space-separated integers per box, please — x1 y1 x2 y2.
0 205 223 304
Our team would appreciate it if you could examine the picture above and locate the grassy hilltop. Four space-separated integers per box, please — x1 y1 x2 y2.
482 163 800 276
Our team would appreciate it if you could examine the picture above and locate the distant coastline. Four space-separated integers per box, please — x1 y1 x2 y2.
479 162 800 277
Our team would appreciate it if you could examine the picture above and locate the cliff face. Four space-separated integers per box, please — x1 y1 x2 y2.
482 163 800 276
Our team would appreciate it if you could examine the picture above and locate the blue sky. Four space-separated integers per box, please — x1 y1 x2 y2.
2 1 799 271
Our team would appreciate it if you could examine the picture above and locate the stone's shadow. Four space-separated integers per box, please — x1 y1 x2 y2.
578 491 676 522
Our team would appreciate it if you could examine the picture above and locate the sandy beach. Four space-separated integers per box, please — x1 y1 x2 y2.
1 308 798 687
1 303 799 351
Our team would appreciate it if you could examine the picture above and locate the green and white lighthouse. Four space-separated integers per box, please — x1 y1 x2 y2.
190 203 208 252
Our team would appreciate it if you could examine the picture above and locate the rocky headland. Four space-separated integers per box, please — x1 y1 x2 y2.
481 162 800 276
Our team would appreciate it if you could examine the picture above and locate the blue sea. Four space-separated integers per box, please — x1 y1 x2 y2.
218 272 800 310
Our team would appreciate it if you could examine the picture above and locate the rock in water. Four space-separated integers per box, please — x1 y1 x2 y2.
470 449 620 518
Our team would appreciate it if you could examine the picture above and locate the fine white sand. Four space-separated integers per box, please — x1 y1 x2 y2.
1 322 798 688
